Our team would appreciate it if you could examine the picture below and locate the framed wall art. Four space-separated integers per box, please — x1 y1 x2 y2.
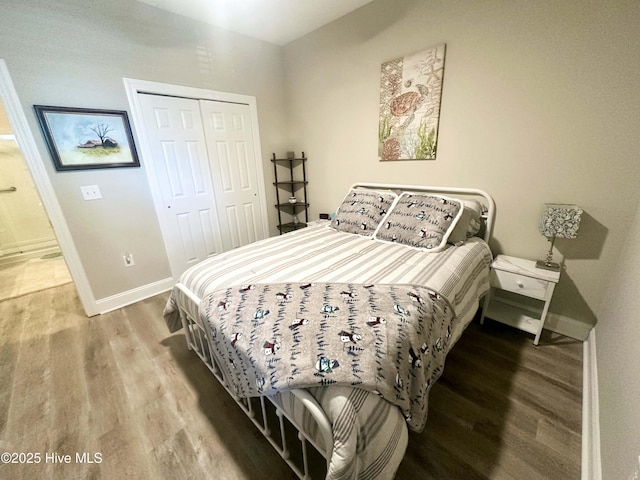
378 43 446 161
34 105 140 171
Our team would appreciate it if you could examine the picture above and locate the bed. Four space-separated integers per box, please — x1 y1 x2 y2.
163 183 495 479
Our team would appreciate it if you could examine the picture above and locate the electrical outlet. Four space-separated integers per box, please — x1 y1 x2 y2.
123 254 135 267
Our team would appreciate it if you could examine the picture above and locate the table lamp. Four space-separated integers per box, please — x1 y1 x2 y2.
536 203 582 271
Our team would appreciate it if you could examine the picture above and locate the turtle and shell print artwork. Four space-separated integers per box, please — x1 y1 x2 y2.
379 43 446 161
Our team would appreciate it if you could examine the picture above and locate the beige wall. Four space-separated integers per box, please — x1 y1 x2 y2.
283 0 640 336
0 0 288 299
596 197 640 479
0 103 11 134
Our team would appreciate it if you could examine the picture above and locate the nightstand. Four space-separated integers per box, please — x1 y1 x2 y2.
480 254 560 345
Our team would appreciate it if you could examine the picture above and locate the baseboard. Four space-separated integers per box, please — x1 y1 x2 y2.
95 277 175 314
582 328 602 480
545 313 592 341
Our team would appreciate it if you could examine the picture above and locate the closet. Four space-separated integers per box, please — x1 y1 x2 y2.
136 92 268 278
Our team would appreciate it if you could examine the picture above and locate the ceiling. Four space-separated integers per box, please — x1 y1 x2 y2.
136 0 374 46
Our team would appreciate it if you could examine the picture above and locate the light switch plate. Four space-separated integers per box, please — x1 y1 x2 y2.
80 185 102 200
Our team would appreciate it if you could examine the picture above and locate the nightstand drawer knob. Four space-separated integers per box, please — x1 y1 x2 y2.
516 281 525 288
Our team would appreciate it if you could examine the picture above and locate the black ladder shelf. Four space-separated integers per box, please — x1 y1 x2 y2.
272 152 308 234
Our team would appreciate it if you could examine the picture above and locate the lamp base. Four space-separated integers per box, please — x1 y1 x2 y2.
536 260 561 272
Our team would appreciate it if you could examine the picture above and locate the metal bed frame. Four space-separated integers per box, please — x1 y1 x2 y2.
173 183 495 479
177 282 333 479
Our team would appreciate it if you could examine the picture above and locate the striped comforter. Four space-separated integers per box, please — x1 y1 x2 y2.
163 222 492 479
164 222 491 334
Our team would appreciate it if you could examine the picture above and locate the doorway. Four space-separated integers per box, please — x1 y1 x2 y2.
0 59 96 315
0 98 72 300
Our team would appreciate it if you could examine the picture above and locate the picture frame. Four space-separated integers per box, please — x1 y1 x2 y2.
33 105 140 171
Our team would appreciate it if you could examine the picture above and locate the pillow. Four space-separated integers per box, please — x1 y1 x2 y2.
330 189 398 236
448 199 484 244
466 200 484 236
373 193 463 251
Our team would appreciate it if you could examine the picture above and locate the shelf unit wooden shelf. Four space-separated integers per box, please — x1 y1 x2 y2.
272 152 308 234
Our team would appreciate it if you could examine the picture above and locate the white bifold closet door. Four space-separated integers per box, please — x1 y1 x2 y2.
138 93 265 278
199 99 263 251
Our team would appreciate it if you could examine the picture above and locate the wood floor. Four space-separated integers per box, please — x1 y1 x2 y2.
0 284 582 479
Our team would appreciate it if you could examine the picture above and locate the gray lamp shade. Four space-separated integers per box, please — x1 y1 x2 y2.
539 204 583 239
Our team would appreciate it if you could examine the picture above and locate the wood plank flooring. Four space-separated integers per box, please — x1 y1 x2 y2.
0 284 581 479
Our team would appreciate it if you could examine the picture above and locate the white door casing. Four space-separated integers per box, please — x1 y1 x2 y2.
200 99 262 251
124 78 269 280
138 94 225 277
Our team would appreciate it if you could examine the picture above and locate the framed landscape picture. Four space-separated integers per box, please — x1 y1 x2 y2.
34 105 140 171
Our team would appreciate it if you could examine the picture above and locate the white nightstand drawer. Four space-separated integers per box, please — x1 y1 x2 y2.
490 269 551 300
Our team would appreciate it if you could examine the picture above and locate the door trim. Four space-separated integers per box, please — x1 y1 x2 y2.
0 59 97 315
123 78 270 278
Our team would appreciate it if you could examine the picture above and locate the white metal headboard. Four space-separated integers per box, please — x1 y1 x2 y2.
349 182 496 243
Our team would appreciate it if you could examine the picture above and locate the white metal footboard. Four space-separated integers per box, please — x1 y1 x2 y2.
176 283 333 480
